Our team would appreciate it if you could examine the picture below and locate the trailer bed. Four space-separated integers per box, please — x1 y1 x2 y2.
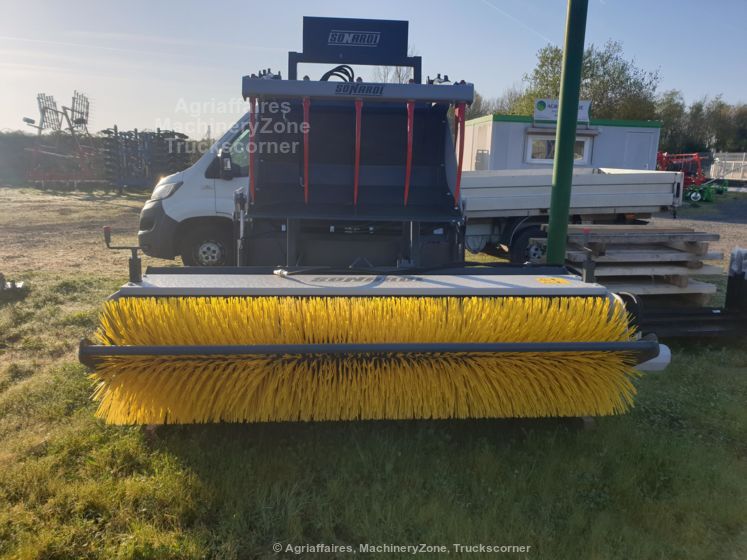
460 167 683 218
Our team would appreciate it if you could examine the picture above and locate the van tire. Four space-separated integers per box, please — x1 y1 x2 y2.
509 226 546 264
179 224 235 266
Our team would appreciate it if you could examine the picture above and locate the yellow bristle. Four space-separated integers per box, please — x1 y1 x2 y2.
90 296 640 424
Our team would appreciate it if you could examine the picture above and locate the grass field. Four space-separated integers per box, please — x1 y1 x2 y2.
0 187 746 559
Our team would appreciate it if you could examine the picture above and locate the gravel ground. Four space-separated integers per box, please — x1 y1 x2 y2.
651 192 747 269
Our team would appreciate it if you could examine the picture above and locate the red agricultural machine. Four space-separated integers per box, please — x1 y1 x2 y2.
657 152 725 202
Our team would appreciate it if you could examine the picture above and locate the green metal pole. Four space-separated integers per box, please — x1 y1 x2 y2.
546 0 589 265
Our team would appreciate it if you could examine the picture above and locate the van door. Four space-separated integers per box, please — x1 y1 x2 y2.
215 127 252 217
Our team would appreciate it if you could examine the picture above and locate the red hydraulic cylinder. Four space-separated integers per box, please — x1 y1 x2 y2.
454 101 466 208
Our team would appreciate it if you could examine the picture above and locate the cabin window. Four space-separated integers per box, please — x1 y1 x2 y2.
228 128 252 177
525 135 591 165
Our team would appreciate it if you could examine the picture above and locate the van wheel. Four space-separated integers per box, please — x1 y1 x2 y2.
510 226 546 264
180 225 235 266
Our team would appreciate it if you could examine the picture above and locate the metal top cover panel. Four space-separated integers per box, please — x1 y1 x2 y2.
241 78 474 104
113 273 607 298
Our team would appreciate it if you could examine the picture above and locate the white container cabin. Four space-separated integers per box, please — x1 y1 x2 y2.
463 114 661 172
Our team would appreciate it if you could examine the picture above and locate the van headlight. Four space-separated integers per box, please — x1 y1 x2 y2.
151 181 183 200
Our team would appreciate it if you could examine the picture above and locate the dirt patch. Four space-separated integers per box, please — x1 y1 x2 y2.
0 187 163 277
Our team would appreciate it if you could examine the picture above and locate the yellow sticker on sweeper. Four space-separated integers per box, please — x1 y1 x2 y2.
535 277 571 285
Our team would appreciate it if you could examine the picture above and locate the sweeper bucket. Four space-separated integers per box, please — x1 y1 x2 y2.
79 268 662 424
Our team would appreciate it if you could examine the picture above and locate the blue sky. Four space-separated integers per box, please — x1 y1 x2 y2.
1 0 745 136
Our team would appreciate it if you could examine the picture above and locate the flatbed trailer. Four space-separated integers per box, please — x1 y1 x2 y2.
460 167 684 261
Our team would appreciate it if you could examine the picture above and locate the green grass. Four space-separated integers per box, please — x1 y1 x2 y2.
1 269 746 559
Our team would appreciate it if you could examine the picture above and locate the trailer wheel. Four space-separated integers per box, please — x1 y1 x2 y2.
180 225 235 266
510 226 546 264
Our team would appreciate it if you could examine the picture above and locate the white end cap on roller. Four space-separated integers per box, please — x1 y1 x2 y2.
636 344 671 372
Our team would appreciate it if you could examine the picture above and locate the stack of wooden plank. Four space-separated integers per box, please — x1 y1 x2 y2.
538 225 723 303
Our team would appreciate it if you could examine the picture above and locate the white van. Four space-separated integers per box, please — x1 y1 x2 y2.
138 113 252 265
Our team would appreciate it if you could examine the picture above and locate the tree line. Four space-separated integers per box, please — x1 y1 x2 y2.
468 41 747 154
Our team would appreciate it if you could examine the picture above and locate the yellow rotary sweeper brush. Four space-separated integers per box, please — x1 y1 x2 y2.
79 270 665 424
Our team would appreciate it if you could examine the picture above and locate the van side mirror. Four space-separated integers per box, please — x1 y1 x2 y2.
219 148 233 180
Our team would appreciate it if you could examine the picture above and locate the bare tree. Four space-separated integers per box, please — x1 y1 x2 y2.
372 47 418 83
372 65 412 84
493 84 526 114
465 92 499 120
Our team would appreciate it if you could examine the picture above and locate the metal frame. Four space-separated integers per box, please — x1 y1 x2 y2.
79 338 661 367
237 17 474 271
287 17 421 82
107 265 612 298
242 78 473 103
141 264 579 276
288 52 423 83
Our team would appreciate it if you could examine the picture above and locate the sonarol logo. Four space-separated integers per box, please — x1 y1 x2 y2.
334 83 384 96
536 100 546 111
311 276 422 282
328 30 381 47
